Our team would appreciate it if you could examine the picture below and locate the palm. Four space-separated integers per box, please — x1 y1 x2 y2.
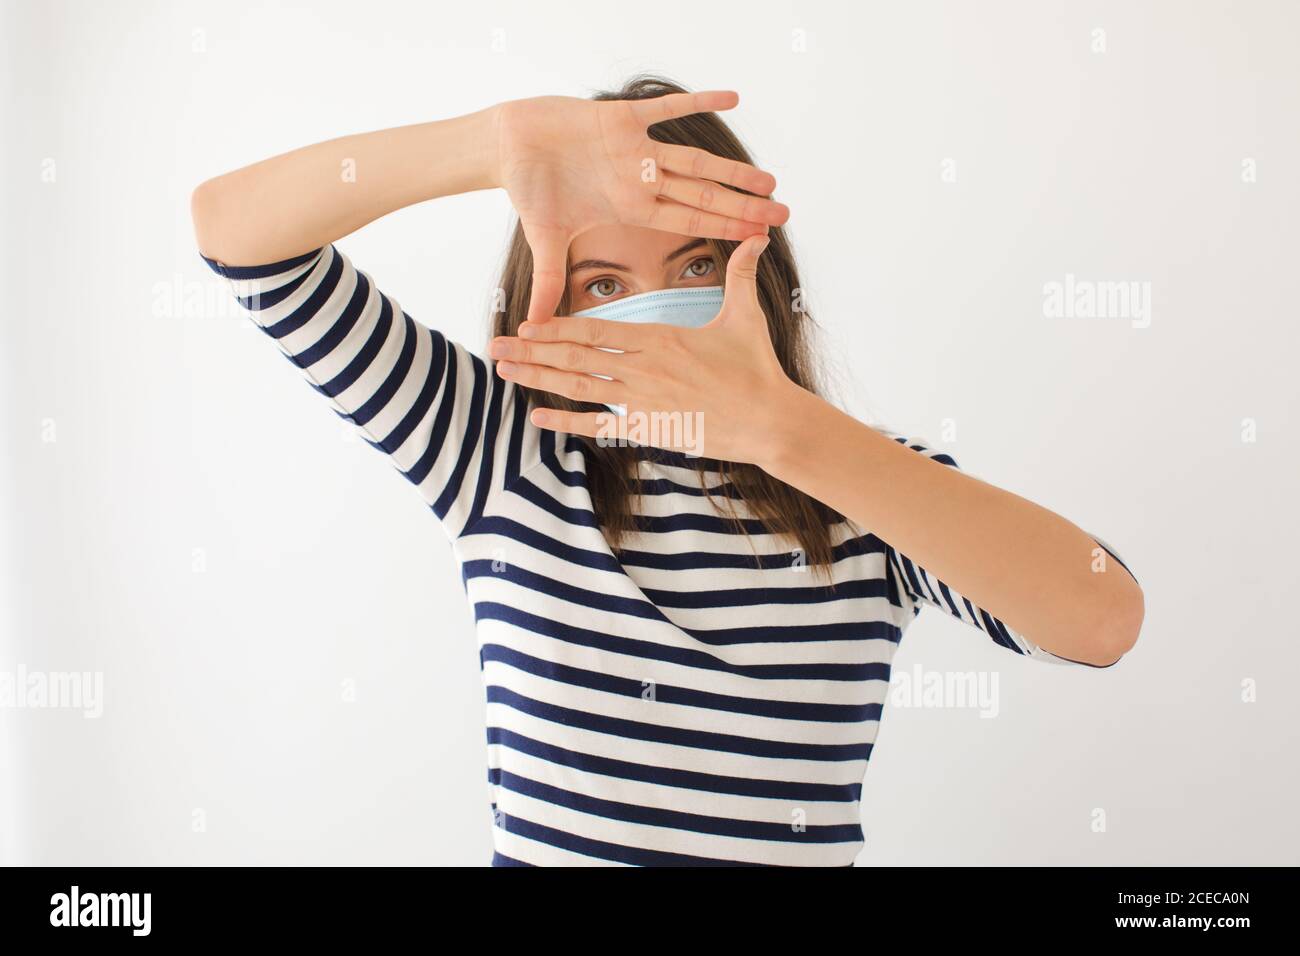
496 93 788 323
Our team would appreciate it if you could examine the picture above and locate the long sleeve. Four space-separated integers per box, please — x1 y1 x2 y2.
200 243 521 539
881 434 1136 668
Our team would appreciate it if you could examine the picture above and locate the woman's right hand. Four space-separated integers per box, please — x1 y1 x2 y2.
493 91 790 324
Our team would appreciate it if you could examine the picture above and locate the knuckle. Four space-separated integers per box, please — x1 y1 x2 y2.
564 344 585 369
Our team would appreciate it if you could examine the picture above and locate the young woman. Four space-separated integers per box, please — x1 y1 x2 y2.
191 76 1144 867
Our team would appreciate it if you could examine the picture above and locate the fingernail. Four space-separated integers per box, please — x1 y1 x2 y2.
518 324 539 339
531 409 550 426
488 339 509 358
496 361 517 376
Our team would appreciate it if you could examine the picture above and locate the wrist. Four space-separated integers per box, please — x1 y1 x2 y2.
455 103 504 193
754 380 826 478
404 106 504 201
478 102 506 191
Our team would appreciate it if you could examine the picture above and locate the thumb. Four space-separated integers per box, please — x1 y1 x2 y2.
522 222 570 325
722 232 770 315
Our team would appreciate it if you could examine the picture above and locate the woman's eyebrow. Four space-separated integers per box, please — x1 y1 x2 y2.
663 238 707 264
569 239 708 275
569 258 628 273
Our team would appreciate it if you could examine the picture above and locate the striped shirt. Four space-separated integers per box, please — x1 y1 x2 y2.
202 243 1128 866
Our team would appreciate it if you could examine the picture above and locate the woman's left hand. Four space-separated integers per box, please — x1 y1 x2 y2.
488 234 802 465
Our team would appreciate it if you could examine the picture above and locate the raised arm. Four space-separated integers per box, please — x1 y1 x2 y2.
488 237 1146 665
191 108 502 266
191 92 788 296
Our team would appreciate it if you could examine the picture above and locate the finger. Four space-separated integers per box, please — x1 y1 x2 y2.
722 233 771 313
517 314 647 351
645 199 770 242
529 407 614 438
629 90 739 127
521 222 570 324
654 171 789 226
655 143 779 199
495 360 626 405
490 336 627 377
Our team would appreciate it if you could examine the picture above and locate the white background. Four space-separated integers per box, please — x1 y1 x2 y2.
2 0 1297 865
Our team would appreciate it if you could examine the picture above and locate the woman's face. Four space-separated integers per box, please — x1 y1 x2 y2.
565 224 720 312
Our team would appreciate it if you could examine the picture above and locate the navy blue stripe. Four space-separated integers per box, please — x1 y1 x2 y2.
641 576 890 610
461 515 622 569
618 532 888 571
539 428 586 487
465 366 509 532
349 310 418 430
371 323 447 457
933 578 964 619
477 602 897 679
265 247 344 340
490 850 534 866
200 247 321 281
486 685 873 762
296 267 370 368
493 770 863 844
507 475 601 528
461 515 889 580
980 609 1020 653
406 334 457 487
485 726 863 802
433 347 488 520
318 288 398 398
465 563 900 648
503 385 529 486
480 643 880 723
631 475 746 499
483 598 899 665
893 434 957 468
498 811 771 867
239 262 314 309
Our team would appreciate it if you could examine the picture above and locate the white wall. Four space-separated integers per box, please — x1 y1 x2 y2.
2 0 1296 865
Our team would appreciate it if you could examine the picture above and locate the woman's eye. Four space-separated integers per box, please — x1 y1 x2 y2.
682 257 716 279
585 277 624 299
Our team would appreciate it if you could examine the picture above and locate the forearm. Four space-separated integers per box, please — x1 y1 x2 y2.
758 385 1144 664
191 105 502 265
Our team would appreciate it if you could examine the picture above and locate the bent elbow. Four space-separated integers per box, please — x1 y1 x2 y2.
1085 580 1145 667
190 177 229 261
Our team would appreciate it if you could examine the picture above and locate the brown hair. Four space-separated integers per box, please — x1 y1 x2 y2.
490 74 843 573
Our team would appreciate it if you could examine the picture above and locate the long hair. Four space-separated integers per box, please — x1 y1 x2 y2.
490 75 843 573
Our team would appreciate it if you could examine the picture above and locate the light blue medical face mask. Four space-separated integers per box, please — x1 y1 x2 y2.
573 285 724 328
573 286 724 415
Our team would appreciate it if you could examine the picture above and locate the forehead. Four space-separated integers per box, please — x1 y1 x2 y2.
568 224 698 269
